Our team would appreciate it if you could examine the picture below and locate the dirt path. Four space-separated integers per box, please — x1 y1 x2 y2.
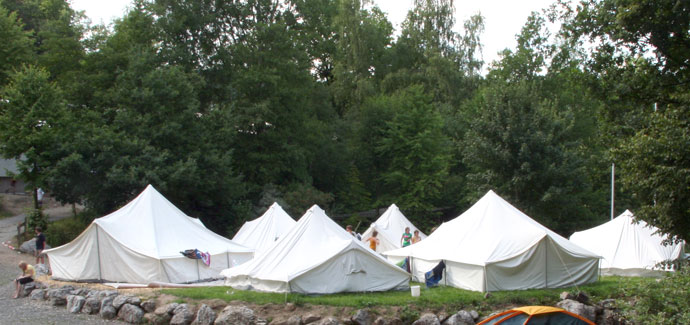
0 200 122 324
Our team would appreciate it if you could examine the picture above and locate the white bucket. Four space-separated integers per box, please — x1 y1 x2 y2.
411 285 420 297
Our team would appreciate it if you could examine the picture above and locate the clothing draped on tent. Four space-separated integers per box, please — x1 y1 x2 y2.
383 190 600 292
569 209 684 276
221 205 410 294
45 185 253 284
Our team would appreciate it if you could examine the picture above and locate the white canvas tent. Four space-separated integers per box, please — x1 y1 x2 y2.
384 190 600 292
45 185 254 284
570 210 684 276
361 204 427 253
221 205 410 294
232 202 296 255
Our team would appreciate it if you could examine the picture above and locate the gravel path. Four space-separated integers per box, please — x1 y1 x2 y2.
0 210 123 324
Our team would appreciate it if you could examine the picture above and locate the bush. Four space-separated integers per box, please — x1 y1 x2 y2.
622 264 690 324
26 208 47 231
46 216 89 247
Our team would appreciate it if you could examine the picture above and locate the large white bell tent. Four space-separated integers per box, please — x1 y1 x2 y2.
361 204 427 253
221 205 410 294
45 185 254 284
569 209 684 276
383 190 600 292
232 202 296 255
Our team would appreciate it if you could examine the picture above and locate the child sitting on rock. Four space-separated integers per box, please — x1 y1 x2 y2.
13 261 35 298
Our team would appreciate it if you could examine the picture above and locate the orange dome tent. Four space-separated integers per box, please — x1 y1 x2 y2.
478 306 594 325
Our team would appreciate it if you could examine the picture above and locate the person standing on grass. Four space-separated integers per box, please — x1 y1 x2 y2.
401 227 412 247
35 227 46 265
13 261 35 298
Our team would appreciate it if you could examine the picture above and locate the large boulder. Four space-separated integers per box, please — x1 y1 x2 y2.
30 289 46 300
82 297 101 314
442 310 475 325
352 309 373 325
304 314 322 324
316 317 341 325
100 296 117 319
141 299 157 313
171 304 195 325
66 295 86 313
214 305 256 325
19 238 51 254
557 299 596 322
192 304 217 325
287 315 302 325
413 314 440 325
118 303 145 323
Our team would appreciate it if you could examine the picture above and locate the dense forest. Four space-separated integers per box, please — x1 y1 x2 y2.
0 0 688 243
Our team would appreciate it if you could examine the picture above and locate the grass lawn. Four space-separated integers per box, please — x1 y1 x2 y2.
162 276 655 313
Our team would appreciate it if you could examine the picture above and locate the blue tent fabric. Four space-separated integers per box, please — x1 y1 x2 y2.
425 260 445 287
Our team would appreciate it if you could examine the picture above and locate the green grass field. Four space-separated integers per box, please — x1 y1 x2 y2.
162 276 655 313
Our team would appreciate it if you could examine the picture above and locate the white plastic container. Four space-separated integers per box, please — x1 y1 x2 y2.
411 285 420 297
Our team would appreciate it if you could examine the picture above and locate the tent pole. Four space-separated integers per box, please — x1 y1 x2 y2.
544 238 548 288
611 163 615 220
226 252 230 268
96 226 102 281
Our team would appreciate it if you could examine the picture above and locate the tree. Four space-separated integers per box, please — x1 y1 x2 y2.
0 65 67 208
461 12 602 235
0 7 34 86
376 85 450 216
563 0 690 241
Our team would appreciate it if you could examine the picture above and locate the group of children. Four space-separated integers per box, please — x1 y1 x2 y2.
346 225 422 252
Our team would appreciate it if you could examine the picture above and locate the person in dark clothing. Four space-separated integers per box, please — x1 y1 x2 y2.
35 227 46 264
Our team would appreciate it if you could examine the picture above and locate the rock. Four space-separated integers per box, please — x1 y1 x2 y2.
271 318 289 325
469 311 479 321
158 303 181 315
146 312 172 325
575 292 590 304
413 313 440 325
34 263 50 276
304 314 322 324
557 299 596 322
560 291 575 300
373 318 402 325
171 304 195 325
19 238 51 254
113 295 131 309
285 303 297 312
214 305 256 325
70 288 89 296
597 309 625 325
316 317 341 325
128 296 142 306
598 299 616 309
98 290 119 300
30 289 46 300
66 295 86 313
50 296 67 306
118 303 145 323
100 296 117 319
82 297 101 314
341 317 355 325
352 309 373 325
437 312 449 323
192 304 217 325
442 311 475 325
20 281 39 297
287 315 302 325
141 299 157 313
